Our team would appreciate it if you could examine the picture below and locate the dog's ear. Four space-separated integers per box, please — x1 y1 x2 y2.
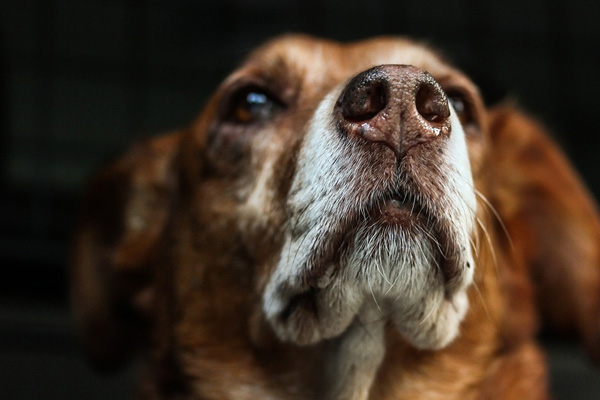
70 132 181 371
487 105 600 362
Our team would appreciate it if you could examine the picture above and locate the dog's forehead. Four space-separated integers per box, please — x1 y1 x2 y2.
238 35 454 91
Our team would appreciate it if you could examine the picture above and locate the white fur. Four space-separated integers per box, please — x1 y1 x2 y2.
263 80 476 350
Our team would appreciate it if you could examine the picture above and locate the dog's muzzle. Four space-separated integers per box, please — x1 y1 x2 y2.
264 64 475 350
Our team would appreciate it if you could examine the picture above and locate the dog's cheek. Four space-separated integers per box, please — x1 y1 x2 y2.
238 126 302 246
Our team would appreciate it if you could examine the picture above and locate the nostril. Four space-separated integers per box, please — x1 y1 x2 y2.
339 81 387 123
336 66 451 158
415 82 450 123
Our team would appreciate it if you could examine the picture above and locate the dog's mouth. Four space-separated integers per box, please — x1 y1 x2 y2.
301 189 457 291
267 182 473 347
370 193 426 228
371 193 461 285
283 189 434 305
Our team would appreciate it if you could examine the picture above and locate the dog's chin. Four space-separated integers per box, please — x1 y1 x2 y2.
263 202 473 350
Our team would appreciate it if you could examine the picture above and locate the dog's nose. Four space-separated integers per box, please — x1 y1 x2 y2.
335 65 451 158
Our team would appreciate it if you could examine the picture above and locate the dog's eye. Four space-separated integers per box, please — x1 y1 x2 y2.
224 86 283 124
448 95 468 123
447 92 477 133
207 84 285 173
449 96 466 118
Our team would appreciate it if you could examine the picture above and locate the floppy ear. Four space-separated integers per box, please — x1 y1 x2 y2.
487 105 600 361
70 132 181 371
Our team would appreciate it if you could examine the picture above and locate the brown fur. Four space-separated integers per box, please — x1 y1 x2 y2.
71 35 600 399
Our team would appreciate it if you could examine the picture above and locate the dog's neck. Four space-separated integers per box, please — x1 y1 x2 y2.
319 303 386 400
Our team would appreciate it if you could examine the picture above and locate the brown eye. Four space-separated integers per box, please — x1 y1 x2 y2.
225 86 282 124
207 84 285 174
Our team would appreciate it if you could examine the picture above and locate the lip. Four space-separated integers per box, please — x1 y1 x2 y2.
286 187 463 329
369 195 425 226
364 192 460 285
301 186 462 295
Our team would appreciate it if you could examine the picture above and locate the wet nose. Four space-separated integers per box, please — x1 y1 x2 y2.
335 65 451 158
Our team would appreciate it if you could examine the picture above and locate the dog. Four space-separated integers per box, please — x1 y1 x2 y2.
71 35 600 399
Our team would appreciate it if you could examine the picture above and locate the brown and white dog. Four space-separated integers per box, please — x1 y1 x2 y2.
71 35 600 399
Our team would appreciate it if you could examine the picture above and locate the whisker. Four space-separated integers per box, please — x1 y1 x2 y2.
475 215 498 277
367 273 382 312
474 189 514 252
385 232 406 296
468 235 479 259
420 222 444 255
445 181 500 280
419 301 437 326
449 171 513 258
472 279 492 322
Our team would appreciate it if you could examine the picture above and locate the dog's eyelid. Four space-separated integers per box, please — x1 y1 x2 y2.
443 87 480 132
219 80 287 125
449 95 468 117
444 87 469 105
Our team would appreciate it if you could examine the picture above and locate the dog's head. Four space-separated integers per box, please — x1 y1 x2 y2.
72 35 600 398
235 37 483 349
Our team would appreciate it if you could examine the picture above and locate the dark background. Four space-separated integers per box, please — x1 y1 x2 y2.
1 0 600 398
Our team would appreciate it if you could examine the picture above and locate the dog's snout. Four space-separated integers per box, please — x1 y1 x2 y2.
335 65 451 158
